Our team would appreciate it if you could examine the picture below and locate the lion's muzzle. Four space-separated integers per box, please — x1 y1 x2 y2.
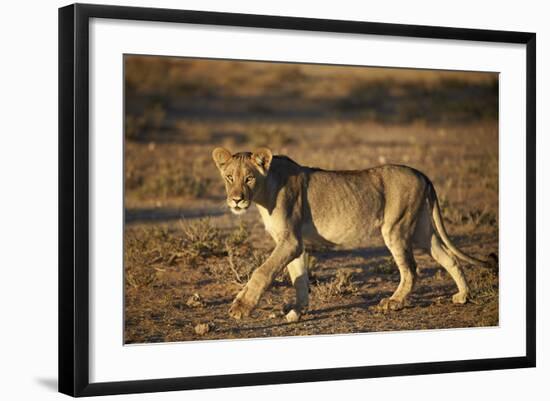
228 197 250 214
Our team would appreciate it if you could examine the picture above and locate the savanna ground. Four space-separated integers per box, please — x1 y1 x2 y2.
124 56 499 344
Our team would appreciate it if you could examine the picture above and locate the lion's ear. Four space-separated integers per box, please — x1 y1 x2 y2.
251 147 273 176
212 147 232 170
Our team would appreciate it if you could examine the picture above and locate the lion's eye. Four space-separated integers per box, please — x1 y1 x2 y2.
246 176 255 183
226 175 233 182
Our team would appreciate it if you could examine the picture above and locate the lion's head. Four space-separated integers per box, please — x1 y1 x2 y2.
212 147 273 215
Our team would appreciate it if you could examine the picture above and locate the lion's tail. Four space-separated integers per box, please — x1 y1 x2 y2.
426 182 498 269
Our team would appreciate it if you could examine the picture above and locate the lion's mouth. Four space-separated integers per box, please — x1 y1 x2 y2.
230 206 248 215
228 199 250 215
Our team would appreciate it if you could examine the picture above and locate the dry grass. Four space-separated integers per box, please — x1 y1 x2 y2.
312 270 360 302
126 154 212 200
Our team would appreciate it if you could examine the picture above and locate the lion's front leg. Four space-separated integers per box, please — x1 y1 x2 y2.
229 234 303 320
228 276 265 320
284 252 309 323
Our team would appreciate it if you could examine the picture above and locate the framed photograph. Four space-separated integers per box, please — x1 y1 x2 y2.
59 3 536 397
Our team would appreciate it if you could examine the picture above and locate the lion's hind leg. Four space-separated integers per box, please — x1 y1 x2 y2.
429 234 470 304
412 203 470 304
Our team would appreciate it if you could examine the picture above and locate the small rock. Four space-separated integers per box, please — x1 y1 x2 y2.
186 293 205 308
194 323 212 335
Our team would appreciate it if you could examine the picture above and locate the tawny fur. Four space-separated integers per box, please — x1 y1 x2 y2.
212 147 497 321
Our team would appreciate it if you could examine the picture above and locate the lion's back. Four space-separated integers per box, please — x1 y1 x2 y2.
269 157 429 246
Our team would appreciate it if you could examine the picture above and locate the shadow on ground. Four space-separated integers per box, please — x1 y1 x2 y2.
35 378 57 392
125 207 227 224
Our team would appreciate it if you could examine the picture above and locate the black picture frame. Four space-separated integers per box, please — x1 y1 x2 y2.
59 3 536 397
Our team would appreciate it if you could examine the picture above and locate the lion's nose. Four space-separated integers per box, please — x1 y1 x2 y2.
231 195 244 203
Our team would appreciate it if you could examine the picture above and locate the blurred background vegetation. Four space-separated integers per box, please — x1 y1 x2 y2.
125 56 498 143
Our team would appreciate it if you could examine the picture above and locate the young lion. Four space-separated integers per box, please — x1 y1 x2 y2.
212 147 497 322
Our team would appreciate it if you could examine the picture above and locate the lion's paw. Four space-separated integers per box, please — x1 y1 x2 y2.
377 297 405 311
452 292 468 305
229 298 253 320
228 286 257 320
285 309 301 323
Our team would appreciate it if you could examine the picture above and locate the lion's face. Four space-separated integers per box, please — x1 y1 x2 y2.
212 147 273 215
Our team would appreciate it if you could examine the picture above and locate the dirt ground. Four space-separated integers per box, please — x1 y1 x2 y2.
124 56 499 344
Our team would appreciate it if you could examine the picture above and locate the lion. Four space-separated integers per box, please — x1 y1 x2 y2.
212 147 497 322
